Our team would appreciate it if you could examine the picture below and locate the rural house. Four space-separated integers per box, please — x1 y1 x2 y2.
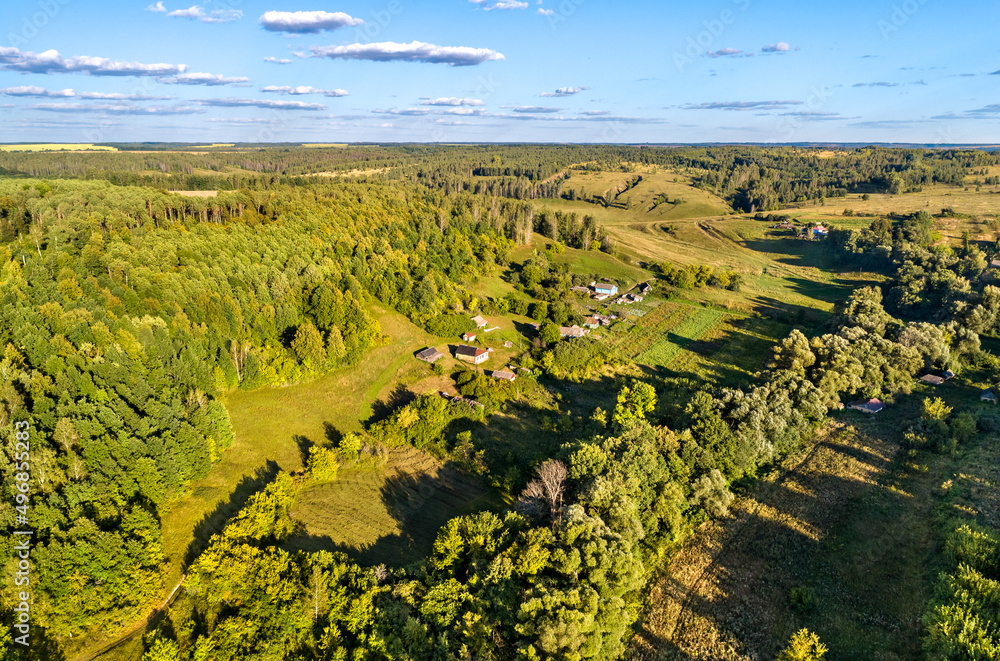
919 374 945 386
592 281 618 296
463 332 477 343
415 347 444 364
848 398 885 414
492 369 517 382
455 345 491 365
982 389 998 404
471 315 488 328
559 325 588 339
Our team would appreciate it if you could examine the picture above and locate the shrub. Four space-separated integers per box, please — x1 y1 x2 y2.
426 314 476 338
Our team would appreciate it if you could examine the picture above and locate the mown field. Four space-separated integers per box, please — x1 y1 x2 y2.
286 447 498 566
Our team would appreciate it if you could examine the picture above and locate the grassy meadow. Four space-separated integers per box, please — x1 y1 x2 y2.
285 447 499 566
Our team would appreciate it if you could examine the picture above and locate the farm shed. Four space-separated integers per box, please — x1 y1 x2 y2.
848 398 885 414
416 347 444 364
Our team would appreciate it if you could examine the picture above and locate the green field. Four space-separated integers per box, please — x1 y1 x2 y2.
636 307 728 369
286 447 498 566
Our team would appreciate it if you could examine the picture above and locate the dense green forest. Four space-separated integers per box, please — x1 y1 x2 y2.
0 144 998 661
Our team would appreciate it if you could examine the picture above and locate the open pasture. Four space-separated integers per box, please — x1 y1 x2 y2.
286 447 496 566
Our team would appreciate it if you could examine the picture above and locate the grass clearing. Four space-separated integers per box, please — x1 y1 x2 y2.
285 447 498 566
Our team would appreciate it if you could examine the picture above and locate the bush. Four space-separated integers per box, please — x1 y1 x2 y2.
777 629 828 661
426 314 476 338
789 586 818 614
306 446 340 483
945 523 999 578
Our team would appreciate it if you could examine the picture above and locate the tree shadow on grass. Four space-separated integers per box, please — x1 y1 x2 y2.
182 461 280 568
367 384 417 426
285 465 493 568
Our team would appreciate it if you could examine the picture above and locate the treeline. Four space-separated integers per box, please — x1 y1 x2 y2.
7 145 994 211
647 146 993 212
829 212 1000 330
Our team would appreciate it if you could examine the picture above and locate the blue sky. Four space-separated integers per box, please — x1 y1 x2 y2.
0 0 997 143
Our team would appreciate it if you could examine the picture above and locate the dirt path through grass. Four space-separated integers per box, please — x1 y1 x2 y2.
629 413 936 660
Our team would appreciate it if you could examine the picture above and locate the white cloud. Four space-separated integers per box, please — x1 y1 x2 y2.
310 41 504 67
259 10 363 33
28 102 201 115
707 48 745 58
158 73 250 86
202 9 242 23
167 5 201 18
538 8 554 15
165 5 242 23
0 85 171 100
0 46 188 76
80 92 173 100
507 106 561 113
145 1 166 12
207 117 278 124
541 86 589 97
197 97 326 110
440 108 485 115
0 86 74 98
470 0 529 9
682 100 803 111
262 85 348 97
420 97 484 106
762 42 792 53
264 57 292 64
373 108 431 116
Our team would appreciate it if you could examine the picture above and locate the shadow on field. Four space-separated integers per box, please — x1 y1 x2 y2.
182 461 281 567
285 463 493 568
632 422 926 660
367 384 417 426
752 295 830 331
740 236 829 267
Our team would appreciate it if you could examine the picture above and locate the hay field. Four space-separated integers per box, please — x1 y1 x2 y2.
286 447 497 566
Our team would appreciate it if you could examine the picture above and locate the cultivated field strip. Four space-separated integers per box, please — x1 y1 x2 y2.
608 302 730 370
